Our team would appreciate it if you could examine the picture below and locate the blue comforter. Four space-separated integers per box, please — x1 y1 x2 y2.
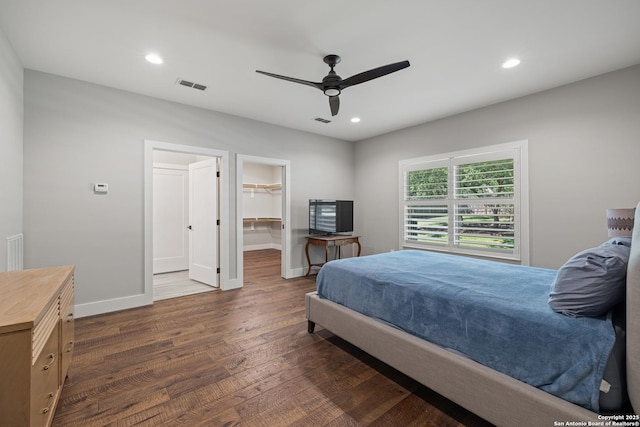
316 250 616 412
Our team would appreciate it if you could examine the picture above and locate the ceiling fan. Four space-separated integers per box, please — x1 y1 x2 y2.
256 55 410 117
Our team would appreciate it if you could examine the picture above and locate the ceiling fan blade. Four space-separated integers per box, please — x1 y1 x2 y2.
339 60 410 89
255 70 322 90
329 95 340 116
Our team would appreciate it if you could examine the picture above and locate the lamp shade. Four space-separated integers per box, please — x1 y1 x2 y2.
607 208 635 237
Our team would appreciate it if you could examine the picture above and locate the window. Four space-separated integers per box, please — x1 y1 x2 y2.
399 141 529 263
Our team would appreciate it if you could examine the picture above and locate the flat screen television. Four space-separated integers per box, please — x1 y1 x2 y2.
309 199 354 235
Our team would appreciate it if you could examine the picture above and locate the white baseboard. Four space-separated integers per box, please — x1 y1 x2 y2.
75 263 300 318
288 267 307 278
75 293 152 318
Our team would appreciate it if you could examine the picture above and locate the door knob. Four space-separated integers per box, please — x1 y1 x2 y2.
187 225 192 229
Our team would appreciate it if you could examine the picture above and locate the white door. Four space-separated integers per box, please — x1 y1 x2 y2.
153 167 189 273
188 159 219 286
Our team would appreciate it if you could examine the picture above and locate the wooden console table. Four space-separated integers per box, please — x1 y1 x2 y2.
305 235 361 276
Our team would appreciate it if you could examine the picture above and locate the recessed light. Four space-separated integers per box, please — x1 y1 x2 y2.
145 53 163 65
502 58 520 69
350 117 361 123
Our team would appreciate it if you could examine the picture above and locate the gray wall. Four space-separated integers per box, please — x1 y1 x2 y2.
0 28 23 271
15 58 640 312
354 65 640 269
23 70 354 308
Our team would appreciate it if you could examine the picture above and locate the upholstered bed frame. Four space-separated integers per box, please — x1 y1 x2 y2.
305 202 640 426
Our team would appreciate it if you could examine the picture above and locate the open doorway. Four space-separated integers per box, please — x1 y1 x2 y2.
242 162 283 279
152 150 218 300
236 155 291 285
144 140 233 306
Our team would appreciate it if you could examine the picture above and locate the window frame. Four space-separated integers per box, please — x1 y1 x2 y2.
398 140 529 264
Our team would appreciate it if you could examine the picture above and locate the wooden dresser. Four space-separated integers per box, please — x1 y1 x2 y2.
0 265 75 427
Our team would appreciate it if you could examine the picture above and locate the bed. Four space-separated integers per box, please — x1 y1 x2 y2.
305 202 640 426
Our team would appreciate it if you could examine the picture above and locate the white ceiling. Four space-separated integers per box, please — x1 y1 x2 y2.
1 0 640 142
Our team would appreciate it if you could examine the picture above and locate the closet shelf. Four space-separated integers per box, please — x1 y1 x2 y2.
243 183 282 190
243 217 281 223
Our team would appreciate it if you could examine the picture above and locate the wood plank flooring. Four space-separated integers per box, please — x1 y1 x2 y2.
53 249 493 426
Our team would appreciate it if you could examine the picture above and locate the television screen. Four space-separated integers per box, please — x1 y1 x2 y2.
309 200 353 235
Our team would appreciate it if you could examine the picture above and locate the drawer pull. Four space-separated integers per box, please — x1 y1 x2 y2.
41 392 55 414
42 353 56 371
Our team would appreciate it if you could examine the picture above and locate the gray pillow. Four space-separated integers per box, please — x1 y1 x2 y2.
548 242 630 317
604 236 632 247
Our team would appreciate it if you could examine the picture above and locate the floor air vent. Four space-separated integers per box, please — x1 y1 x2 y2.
314 117 331 124
176 78 207 91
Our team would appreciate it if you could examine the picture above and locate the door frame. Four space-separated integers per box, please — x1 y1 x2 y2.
144 140 234 306
236 154 292 281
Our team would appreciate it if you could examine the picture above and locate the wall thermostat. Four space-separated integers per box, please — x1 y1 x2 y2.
94 183 108 193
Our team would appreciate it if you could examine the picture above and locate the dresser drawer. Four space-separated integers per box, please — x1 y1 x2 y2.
30 326 60 427
60 281 74 382
32 298 59 365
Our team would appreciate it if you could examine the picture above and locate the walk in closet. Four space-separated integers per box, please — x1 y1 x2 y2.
242 163 282 251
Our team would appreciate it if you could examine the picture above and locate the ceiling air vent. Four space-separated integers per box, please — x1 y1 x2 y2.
176 78 207 91
314 117 331 124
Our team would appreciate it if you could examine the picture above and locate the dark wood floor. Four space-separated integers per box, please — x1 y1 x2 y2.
53 249 493 426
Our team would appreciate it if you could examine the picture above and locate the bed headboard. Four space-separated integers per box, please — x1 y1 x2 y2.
626 202 640 413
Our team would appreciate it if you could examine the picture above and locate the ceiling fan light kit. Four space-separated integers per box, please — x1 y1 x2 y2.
256 54 410 116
